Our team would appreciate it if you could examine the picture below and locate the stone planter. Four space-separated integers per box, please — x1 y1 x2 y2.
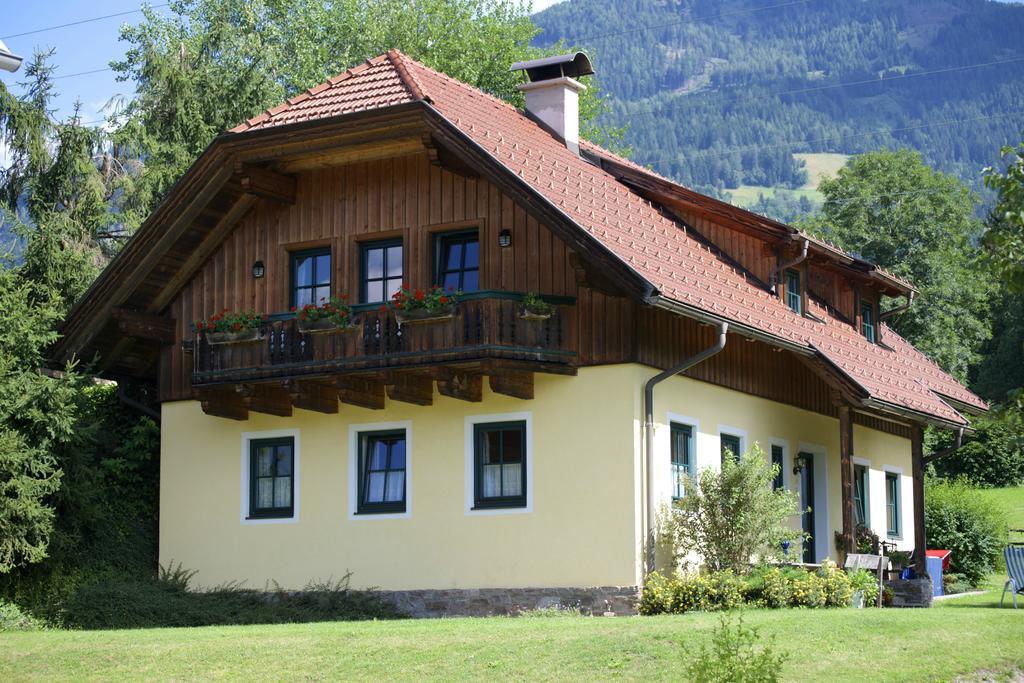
519 308 553 322
206 329 260 345
395 305 456 325
297 318 359 334
885 577 933 608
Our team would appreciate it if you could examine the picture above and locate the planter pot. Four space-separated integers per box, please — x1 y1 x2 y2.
850 590 865 609
519 308 553 321
297 318 359 334
206 329 260 345
395 305 456 325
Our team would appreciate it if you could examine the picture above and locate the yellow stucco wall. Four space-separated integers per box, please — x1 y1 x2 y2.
160 363 915 591
640 365 915 562
160 366 641 591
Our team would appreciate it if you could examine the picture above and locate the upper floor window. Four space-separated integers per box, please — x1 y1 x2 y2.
721 433 742 464
436 231 480 293
249 437 294 519
473 421 527 509
771 444 785 491
291 248 331 308
671 423 693 500
853 464 869 526
785 268 802 315
861 301 876 343
357 430 407 514
361 239 403 303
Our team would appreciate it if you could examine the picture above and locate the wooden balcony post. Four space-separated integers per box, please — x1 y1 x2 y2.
838 403 855 555
911 424 927 574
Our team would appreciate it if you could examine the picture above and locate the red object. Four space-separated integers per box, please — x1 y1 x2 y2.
926 549 952 572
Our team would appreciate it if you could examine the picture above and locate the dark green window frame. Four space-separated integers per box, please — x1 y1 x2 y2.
721 433 742 464
434 230 480 293
357 430 407 515
248 437 295 519
360 238 404 304
290 247 331 309
885 472 901 537
861 301 876 343
854 464 869 526
473 421 527 510
785 268 802 314
771 444 785 491
670 423 694 500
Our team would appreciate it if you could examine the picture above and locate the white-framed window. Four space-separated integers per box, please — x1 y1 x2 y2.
240 428 300 525
852 456 871 528
717 425 748 465
769 438 790 491
883 465 904 539
464 412 533 515
348 420 412 520
667 413 700 500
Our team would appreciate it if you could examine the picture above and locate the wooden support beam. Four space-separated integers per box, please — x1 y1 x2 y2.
245 384 292 417
337 375 385 410
422 133 479 178
235 162 296 204
568 252 626 297
435 369 482 402
386 374 434 406
838 403 856 556
113 308 176 345
275 136 424 173
488 370 534 400
285 380 338 414
911 425 927 575
197 388 249 421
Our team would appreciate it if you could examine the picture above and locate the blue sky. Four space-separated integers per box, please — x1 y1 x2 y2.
1 0 566 124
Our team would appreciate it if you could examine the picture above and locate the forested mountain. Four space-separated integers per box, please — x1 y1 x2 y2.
534 0 1024 201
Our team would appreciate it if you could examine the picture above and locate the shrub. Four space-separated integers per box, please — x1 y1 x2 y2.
933 410 1024 488
789 572 826 608
817 560 854 607
685 613 787 683
942 572 975 595
661 444 803 573
0 599 44 631
924 477 1007 585
847 569 880 606
61 566 403 629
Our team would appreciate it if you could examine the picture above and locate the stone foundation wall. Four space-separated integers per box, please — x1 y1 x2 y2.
375 586 640 618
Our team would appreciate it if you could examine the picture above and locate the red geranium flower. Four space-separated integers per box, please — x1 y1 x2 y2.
439 296 449 304
414 289 425 301
232 322 242 331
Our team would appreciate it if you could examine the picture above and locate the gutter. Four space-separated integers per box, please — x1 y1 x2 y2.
880 291 915 320
769 238 809 294
642 321 728 577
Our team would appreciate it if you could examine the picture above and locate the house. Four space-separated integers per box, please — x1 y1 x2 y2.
54 51 986 616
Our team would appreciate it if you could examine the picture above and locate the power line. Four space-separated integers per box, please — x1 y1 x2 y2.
562 0 814 45
1 3 170 40
53 67 114 81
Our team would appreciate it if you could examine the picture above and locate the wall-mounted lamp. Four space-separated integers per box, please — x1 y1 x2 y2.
498 229 512 248
252 261 265 279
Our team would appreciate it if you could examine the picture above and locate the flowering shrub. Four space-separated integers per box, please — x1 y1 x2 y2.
195 309 265 334
387 284 457 313
521 292 553 316
292 295 353 326
848 568 881 605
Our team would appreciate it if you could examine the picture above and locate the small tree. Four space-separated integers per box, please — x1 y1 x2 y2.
661 444 802 574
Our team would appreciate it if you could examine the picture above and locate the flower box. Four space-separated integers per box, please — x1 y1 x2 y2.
519 308 552 322
395 305 456 325
297 318 359 334
206 329 260 346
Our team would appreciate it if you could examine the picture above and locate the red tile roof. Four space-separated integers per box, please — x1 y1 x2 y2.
230 50 985 425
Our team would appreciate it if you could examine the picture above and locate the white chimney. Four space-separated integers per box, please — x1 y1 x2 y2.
511 53 594 155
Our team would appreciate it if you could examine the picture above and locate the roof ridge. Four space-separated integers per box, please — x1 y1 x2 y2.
386 49 429 102
228 54 394 133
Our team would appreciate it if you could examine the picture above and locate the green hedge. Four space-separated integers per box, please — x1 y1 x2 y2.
924 478 1007 585
639 562 864 615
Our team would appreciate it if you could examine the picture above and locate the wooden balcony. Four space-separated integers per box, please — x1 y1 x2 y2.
190 293 576 419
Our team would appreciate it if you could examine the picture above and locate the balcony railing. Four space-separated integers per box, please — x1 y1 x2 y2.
191 292 575 386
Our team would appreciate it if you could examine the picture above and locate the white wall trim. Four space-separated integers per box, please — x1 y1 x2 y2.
882 464 906 540
240 428 300 526
348 420 413 520
768 437 791 491
798 441 830 562
717 424 748 464
464 411 534 516
852 456 871 467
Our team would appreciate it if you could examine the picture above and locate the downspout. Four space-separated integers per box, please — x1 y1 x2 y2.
769 239 809 294
880 291 915 320
922 426 965 466
643 321 728 578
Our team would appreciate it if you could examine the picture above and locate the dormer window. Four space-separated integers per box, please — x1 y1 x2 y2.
861 301 876 343
785 269 802 314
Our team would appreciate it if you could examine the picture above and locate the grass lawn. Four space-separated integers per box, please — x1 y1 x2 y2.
793 152 849 189
728 184 823 208
2 591 1021 682
977 485 1024 530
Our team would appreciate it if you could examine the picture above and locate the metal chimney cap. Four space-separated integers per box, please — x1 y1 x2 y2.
510 52 594 82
